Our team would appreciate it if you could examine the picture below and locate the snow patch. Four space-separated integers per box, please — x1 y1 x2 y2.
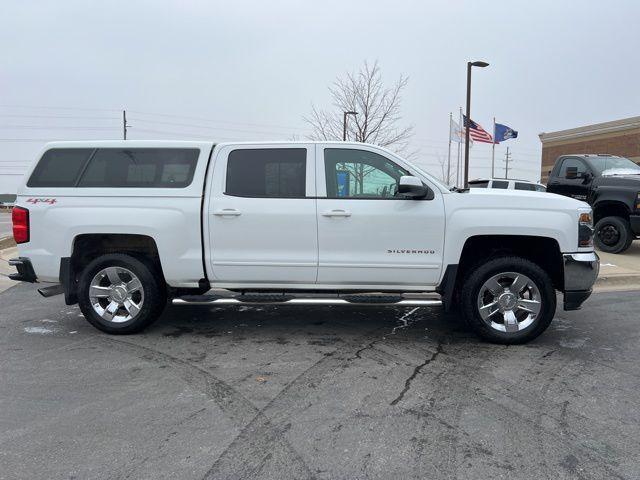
40 319 57 323
24 326 54 334
559 337 589 349
391 307 420 335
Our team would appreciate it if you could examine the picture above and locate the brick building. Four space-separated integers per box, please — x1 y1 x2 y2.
539 116 640 182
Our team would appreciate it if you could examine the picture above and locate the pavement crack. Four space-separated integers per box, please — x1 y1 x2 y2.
390 341 444 406
352 339 379 360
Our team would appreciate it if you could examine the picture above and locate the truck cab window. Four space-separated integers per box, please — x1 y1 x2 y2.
225 148 306 198
492 180 509 189
324 148 409 198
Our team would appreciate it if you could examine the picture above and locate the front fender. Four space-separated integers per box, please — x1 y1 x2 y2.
443 207 577 267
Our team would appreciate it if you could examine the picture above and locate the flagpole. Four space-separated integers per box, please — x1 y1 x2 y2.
447 113 452 185
491 117 496 178
457 107 463 187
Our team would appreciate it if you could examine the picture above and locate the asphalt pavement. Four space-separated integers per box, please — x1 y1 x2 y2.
0 283 639 479
0 212 11 238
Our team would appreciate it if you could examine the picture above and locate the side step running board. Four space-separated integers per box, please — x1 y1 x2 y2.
172 295 442 307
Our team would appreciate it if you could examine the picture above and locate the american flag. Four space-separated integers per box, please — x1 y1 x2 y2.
463 115 494 143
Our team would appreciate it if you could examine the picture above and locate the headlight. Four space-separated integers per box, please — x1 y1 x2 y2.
635 192 640 211
578 210 594 248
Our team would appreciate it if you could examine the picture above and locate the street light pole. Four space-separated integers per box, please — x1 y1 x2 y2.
343 111 358 141
463 61 489 188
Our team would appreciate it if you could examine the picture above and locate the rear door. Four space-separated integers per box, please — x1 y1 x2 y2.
315 144 445 287
207 144 317 284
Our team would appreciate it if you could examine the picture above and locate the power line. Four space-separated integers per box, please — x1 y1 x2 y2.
0 114 117 121
0 138 58 142
0 125 117 130
128 109 306 132
130 118 302 137
0 104 120 112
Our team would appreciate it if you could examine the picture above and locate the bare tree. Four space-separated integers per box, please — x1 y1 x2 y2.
305 60 414 151
304 61 414 195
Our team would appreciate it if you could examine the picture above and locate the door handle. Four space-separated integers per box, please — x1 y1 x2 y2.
322 209 351 217
214 208 242 217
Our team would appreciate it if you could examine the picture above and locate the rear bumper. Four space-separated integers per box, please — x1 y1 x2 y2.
630 214 640 236
563 252 599 310
8 257 37 283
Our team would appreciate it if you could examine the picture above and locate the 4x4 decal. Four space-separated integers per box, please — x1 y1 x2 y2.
26 198 57 205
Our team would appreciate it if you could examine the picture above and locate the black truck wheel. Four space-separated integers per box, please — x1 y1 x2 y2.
594 216 633 254
460 256 556 344
77 254 166 334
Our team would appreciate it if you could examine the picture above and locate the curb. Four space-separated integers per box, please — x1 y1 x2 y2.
594 273 640 292
0 236 16 251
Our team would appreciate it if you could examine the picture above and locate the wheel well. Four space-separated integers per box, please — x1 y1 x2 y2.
593 201 629 224
71 234 163 279
456 235 564 291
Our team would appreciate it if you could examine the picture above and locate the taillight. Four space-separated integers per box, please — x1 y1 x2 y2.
12 207 30 244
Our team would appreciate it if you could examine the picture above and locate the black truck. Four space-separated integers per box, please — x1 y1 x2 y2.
547 154 640 253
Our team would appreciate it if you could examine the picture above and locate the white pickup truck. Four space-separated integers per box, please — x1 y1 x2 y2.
9 140 599 343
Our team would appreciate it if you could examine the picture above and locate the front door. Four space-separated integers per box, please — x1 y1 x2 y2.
315 145 445 287
207 145 317 284
550 157 592 201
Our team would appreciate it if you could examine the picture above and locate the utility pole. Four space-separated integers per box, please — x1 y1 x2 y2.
122 110 130 140
504 147 512 179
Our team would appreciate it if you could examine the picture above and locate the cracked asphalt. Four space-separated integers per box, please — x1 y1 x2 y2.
1 283 639 479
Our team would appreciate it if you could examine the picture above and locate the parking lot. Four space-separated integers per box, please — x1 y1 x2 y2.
1 283 639 479
0 212 11 238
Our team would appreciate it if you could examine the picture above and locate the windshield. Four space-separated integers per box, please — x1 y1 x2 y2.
589 156 640 175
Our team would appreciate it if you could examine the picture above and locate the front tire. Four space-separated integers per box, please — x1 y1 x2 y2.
460 256 556 344
595 216 633 254
78 254 166 334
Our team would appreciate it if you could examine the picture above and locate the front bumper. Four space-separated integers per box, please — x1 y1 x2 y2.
563 252 599 310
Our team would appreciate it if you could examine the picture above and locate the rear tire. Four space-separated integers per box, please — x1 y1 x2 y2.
78 254 166 334
460 256 556 344
595 216 633 254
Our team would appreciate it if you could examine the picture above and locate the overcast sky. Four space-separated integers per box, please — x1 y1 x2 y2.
2 0 640 193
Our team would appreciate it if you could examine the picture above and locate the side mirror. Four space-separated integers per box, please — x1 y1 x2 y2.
398 176 433 200
565 166 578 179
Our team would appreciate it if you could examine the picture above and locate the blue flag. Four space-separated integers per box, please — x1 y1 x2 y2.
494 123 518 143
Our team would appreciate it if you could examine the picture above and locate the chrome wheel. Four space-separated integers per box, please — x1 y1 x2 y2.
476 272 541 333
89 266 144 323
